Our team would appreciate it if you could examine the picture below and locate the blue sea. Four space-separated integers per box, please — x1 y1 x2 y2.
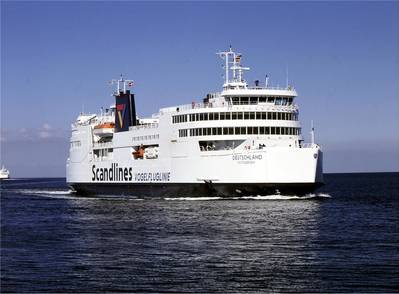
1 173 398 293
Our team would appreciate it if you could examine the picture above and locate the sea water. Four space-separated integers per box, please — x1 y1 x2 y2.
1 173 398 292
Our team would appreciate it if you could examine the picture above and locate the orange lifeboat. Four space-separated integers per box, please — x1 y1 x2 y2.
94 122 115 129
93 122 115 137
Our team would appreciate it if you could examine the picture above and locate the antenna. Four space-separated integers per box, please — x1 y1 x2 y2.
286 64 289 88
310 120 315 145
265 74 269 88
217 47 250 88
110 75 134 94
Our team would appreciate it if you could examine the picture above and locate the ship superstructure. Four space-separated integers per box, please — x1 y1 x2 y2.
67 48 323 196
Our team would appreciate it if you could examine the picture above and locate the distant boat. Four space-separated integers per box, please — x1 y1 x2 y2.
0 166 10 179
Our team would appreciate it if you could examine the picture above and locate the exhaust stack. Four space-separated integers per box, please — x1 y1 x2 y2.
111 76 137 132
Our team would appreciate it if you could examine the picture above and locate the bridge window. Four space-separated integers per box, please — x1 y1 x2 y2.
240 97 249 105
250 97 258 104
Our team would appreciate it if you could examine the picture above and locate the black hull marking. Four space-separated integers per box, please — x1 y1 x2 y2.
69 182 325 198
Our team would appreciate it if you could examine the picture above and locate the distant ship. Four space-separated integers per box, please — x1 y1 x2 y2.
67 47 324 197
0 166 10 180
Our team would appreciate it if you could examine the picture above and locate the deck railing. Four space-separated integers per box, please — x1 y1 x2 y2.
129 123 159 131
93 141 113 149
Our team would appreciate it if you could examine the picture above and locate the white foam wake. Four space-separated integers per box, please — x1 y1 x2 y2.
165 196 223 201
236 193 331 200
16 189 75 198
164 193 331 201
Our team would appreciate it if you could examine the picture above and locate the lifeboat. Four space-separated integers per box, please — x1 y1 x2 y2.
93 122 115 137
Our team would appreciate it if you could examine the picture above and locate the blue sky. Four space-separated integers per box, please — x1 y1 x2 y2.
1 1 398 176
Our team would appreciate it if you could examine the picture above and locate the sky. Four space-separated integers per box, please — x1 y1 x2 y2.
1 1 398 177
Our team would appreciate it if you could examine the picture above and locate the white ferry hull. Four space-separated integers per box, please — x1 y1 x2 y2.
67 147 323 197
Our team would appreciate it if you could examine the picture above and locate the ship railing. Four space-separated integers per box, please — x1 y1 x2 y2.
230 104 298 111
160 101 298 114
93 141 113 149
160 102 214 114
129 123 159 131
247 86 296 91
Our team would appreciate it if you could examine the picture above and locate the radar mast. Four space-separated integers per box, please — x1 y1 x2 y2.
217 47 250 89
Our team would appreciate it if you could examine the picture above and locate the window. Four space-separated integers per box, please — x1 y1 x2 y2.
184 126 301 137
250 97 258 104
237 112 243 120
262 112 267 120
225 112 231 120
250 112 255 119
232 112 237 120
275 97 282 105
244 112 250 120
214 112 219 120
220 112 225 120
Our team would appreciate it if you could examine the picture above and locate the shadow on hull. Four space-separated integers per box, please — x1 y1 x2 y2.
70 182 325 198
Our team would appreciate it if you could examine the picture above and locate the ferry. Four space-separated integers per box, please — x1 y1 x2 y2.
0 166 10 180
66 48 324 197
